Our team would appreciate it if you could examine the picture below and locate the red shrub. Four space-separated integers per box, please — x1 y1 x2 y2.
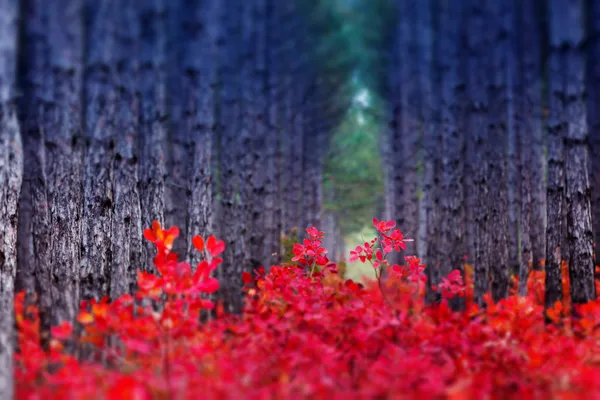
14 219 600 399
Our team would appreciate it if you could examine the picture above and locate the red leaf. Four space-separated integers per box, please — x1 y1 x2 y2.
192 235 205 252
242 271 253 284
51 321 73 340
206 235 225 257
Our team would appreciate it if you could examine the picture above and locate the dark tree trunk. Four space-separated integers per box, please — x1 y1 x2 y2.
0 0 23 396
81 0 117 300
487 1 510 302
517 0 545 294
110 0 143 298
467 0 492 307
587 0 600 268
18 0 84 341
46 0 85 322
17 0 47 304
139 0 168 271
545 0 568 309
265 0 282 266
561 0 595 305
181 0 220 269
396 0 419 255
218 0 244 313
165 1 189 261
437 0 465 308
420 0 441 303
241 0 269 271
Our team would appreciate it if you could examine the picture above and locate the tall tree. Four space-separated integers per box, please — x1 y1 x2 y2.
264 0 283 266
487 0 511 302
517 0 545 293
587 0 600 267
110 0 143 298
0 0 23 396
545 0 568 308
437 0 465 307
561 0 595 305
81 0 117 300
181 0 220 269
395 0 419 255
467 0 493 306
419 0 441 302
218 0 244 312
139 0 169 271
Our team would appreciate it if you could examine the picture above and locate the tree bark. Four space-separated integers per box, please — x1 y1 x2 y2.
396 0 419 255
562 0 595 305
438 0 465 308
181 0 220 270
467 0 492 307
0 0 23 396
517 0 545 295
587 0 600 268
81 0 118 300
487 0 510 302
110 0 143 298
218 0 244 313
139 0 168 271
545 0 568 309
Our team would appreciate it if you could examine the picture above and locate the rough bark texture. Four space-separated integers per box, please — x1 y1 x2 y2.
517 0 544 294
562 0 595 305
0 0 23 397
81 0 116 300
467 0 492 307
396 0 419 255
17 0 47 304
139 0 168 271
218 0 244 313
545 0 567 309
242 0 269 271
420 0 441 304
110 0 143 298
438 0 464 308
504 1 520 279
487 1 510 302
265 0 282 266
587 0 600 268
182 0 219 270
46 0 85 323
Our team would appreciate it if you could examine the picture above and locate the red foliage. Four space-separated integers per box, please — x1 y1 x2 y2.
13 219 600 399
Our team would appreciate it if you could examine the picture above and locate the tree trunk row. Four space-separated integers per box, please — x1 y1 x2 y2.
385 0 598 308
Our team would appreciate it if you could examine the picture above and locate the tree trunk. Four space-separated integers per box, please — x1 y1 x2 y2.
17 0 47 304
524 0 546 272
0 0 23 396
139 0 168 271
265 0 283 266
420 0 441 303
467 0 492 306
561 0 595 305
241 0 269 271
438 0 465 308
396 0 419 255
218 0 244 313
545 0 568 309
587 0 600 269
46 0 85 322
487 0 510 302
81 0 117 300
181 0 220 270
110 0 143 298
517 0 545 295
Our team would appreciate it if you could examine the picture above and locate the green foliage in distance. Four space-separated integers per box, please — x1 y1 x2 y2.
314 0 393 237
